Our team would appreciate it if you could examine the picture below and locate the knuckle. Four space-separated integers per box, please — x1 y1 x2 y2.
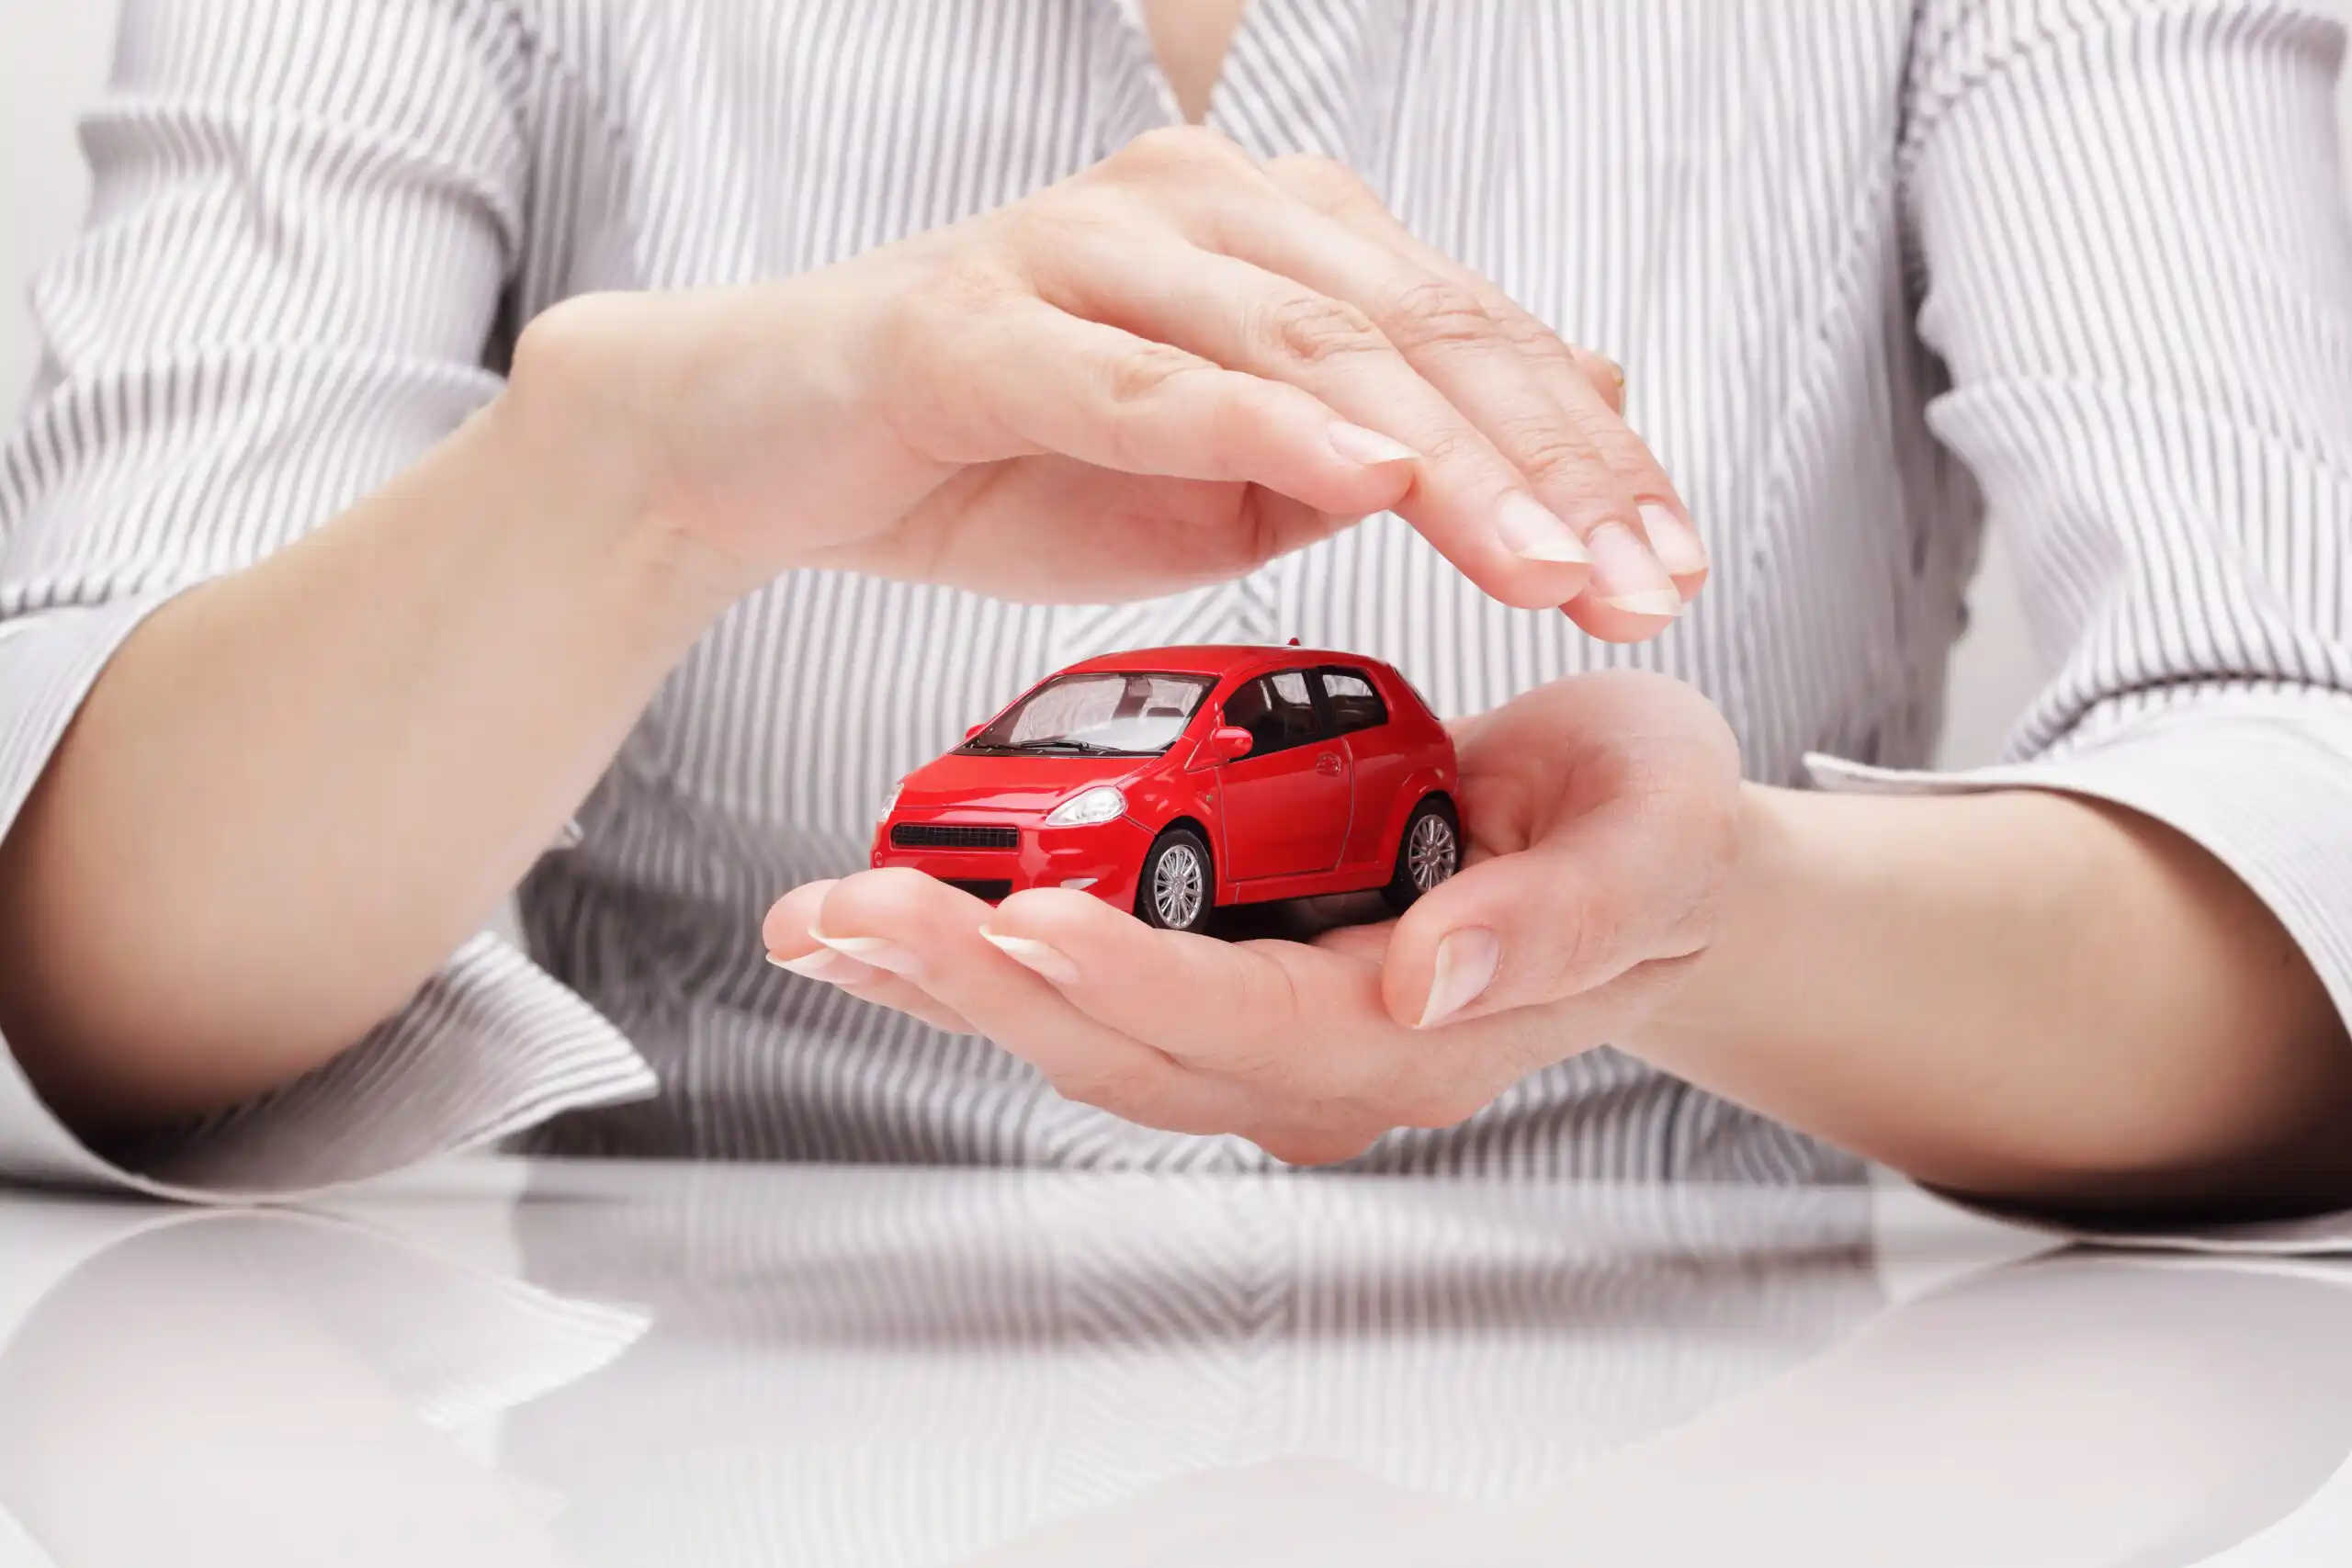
1492 310 1579 367
1416 426 1481 469
1377 277 1495 353
1228 482 1314 580
1264 152 1367 203
1499 422 1605 491
1002 186 1131 259
1575 348 1628 411
905 255 1018 343
1114 124 1250 179
1102 341 1213 410
1587 423 1667 483
1257 293 1387 367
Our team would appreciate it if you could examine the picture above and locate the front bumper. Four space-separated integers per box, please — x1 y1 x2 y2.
871 812 1152 911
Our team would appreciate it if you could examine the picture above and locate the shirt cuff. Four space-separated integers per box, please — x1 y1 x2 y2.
0 595 657 1201
1808 690 2352 1252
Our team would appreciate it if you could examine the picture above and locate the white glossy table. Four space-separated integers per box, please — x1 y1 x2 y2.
0 1158 2347 1566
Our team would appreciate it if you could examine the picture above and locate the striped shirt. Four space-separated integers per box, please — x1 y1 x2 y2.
1 0 2348 1203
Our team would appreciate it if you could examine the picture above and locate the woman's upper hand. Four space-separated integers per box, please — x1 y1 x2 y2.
758 671 1744 1164
511 128 1706 637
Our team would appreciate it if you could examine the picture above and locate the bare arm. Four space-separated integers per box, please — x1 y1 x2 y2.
1634 783 2352 1213
1657 0 2351 1213
0 380 726 1134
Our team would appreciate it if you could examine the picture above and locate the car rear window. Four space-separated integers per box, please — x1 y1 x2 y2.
1317 668 1389 735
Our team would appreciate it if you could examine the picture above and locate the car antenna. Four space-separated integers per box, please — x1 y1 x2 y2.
1286 636 1301 646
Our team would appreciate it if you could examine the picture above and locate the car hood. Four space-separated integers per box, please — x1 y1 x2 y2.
892 749 1166 817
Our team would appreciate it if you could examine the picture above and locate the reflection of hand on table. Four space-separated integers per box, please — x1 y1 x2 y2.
0 1210 635 1568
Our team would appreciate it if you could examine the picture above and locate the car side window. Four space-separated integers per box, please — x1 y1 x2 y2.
1221 671 1323 756
1316 668 1389 736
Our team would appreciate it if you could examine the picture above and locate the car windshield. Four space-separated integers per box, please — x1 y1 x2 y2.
964 671 1216 757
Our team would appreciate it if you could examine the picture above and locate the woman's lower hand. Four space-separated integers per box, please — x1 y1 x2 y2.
760 671 1743 1164
511 129 1706 637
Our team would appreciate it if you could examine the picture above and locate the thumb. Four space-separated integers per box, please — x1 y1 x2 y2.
1379 795 1728 1030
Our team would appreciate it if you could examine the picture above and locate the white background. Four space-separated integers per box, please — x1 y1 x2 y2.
2 0 2347 767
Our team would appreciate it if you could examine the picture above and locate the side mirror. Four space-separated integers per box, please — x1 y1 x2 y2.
1204 726 1254 762
965 722 986 740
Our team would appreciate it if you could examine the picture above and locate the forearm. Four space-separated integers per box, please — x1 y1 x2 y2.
0 376 738 1134
1632 784 2352 1213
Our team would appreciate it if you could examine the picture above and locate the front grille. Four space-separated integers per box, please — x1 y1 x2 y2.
890 823 1020 850
942 878 1013 902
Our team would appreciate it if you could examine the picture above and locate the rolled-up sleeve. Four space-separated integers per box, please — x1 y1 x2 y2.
0 0 651 1200
1811 0 2352 1058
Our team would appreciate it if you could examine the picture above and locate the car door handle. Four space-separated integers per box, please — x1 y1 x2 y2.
1315 750 1343 775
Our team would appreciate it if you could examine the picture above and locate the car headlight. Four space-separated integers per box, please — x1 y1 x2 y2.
1043 784 1125 828
876 777 905 823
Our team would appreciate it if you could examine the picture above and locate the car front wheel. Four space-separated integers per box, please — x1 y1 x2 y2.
1136 826 1215 933
1381 796 1460 912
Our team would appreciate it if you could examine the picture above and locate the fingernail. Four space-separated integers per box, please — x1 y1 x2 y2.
1328 422 1419 467
1493 494 1591 566
1585 521 1682 617
767 948 876 984
980 929 1081 985
1600 355 1626 389
1417 927 1500 1028
809 929 923 977
1639 502 1709 579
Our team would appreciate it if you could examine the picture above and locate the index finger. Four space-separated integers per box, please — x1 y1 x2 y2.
981 889 1389 1073
1264 155 1629 414
1263 156 1711 630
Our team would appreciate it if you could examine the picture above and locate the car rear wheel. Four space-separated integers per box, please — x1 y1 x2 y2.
1382 796 1460 912
1136 827 1215 933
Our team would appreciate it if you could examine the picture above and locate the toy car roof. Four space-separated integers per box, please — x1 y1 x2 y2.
1056 644 1377 677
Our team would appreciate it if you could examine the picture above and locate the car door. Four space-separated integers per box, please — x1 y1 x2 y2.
1316 665 1401 866
1214 669 1351 880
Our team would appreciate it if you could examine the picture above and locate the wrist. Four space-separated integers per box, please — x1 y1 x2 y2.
491 297 761 637
505 281 898 604
1634 781 1809 1052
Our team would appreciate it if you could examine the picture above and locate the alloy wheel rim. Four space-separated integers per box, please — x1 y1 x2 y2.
1408 815 1457 892
1153 843 1204 927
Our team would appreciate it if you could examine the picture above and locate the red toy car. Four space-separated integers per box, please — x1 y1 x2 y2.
872 645 1460 932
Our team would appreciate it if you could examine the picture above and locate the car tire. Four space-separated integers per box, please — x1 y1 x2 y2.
1136 826 1216 933
1381 795 1460 913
